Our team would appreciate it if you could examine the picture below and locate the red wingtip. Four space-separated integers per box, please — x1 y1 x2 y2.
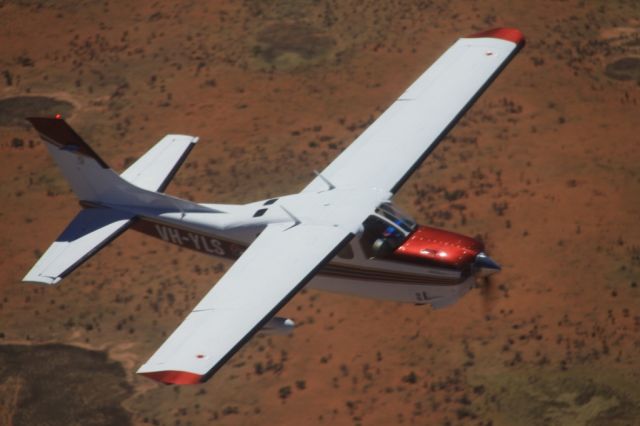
139 370 203 385
466 28 524 45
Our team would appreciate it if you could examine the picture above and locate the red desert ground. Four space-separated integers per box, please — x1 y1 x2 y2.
0 1 639 425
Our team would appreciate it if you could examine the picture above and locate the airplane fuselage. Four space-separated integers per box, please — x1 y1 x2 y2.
130 202 484 309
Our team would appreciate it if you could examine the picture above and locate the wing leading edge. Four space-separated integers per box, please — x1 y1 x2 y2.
137 223 353 384
304 28 524 194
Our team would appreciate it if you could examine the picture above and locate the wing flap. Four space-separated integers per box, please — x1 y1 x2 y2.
23 208 133 285
304 29 524 194
137 223 353 383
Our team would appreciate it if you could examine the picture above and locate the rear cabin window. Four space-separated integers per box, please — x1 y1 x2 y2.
253 208 267 217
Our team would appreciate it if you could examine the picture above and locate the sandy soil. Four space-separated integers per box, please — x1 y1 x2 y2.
0 0 639 425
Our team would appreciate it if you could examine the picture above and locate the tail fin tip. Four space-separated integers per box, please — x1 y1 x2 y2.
27 117 109 168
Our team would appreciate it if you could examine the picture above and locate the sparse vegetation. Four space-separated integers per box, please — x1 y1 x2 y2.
1 0 639 425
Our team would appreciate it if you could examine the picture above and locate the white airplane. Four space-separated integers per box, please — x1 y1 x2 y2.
23 28 524 385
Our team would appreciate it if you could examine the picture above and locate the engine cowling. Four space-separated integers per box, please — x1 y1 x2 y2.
393 225 484 269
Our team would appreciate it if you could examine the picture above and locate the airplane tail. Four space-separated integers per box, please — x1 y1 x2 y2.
28 117 208 210
23 117 215 285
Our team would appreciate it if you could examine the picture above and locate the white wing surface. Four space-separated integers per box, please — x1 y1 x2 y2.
136 28 523 385
23 208 133 285
304 28 524 194
137 222 353 384
121 134 198 192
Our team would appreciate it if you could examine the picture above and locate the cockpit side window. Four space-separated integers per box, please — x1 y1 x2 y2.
359 203 417 259
375 203 416 234
360 215 409 258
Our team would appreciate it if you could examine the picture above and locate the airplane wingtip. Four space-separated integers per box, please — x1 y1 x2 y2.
22 272 60 285
466 28 525 45
138 369 204 385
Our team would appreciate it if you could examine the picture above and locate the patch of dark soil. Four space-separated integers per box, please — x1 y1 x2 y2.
588 385 640 426
0 343 132 426
255 22 335 66
543 378 640 426
0 96 74 128
9 0 80 9
604 57 640 82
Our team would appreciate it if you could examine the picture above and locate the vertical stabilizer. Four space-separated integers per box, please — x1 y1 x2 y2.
28 117 126 203
27 117 217 213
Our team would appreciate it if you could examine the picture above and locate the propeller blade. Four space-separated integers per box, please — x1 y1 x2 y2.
480 274 499 314
473 252 501 314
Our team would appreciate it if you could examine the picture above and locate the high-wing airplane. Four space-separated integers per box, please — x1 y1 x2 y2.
23 28 524 385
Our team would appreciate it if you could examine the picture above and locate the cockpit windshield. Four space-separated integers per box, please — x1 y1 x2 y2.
375 203 416 234
360 203 417 258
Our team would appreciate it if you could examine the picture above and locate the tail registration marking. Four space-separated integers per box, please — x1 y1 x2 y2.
131 219 245 259
154 225 226 256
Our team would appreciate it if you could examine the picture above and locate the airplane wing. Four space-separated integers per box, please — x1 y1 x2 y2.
137 222 353 384
137 28 524 385
304 28 524 194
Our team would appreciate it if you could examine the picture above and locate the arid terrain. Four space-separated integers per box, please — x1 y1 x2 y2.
1 0 639 425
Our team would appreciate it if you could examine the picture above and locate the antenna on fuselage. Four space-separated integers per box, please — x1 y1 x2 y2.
313 170 336 191
280 205 301 228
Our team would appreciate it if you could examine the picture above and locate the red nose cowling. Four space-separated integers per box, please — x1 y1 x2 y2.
393 226 483 269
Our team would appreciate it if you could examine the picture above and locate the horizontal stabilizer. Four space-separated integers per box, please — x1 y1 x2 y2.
23 208 134 285
121 135 198 192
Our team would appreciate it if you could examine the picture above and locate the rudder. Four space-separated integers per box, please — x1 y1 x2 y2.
28 117 131 204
